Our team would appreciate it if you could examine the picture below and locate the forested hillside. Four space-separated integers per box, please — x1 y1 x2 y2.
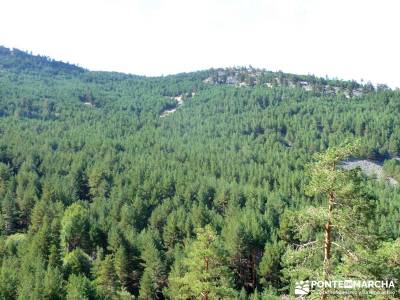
0 46 399 299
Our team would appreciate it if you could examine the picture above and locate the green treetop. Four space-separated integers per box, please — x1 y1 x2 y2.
167 225 237 300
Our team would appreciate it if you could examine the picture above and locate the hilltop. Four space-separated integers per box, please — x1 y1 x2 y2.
0 46 84 75
0 46 389 120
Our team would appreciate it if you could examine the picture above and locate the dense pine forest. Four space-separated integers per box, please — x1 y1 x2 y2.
0 46 399 299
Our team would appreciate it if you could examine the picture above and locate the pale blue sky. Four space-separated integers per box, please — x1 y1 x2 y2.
1 0 399 87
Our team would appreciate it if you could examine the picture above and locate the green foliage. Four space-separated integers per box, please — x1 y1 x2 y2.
383 158 400 182
0 258 19 300
43 266 65 300
1 194 19 235
138 232 166 299
66 274 97 300
258 240 285 289
167 225 237 299
4 233 26 255
305 139 361 197
0 47 399 298
60 203 90 253
63 247 92 277
94 255 120 298
282 143 387 297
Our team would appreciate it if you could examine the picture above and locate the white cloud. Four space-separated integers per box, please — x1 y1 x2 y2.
0 0 399 87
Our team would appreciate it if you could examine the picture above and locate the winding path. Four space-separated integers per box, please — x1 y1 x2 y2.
160 93 195 117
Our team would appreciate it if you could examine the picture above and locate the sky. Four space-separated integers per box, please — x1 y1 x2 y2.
1 0 399 87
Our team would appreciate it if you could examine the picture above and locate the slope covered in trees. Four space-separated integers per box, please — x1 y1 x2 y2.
0 46 399 299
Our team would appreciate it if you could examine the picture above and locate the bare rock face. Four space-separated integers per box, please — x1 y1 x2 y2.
342 159 398 186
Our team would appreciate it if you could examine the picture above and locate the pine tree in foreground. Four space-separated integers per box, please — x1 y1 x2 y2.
281 141 383 299
166 225 237 299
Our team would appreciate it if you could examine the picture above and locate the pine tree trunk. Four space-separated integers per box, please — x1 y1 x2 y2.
321 192 334 300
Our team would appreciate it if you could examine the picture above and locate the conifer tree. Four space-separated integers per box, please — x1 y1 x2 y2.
138 236 166 300
0 258 19 300
167 225 237 299
48 244 61 268
115 244 140 295
66 274 96 300
94 255 119 298
1 193 18 235
282 141 378 299
43 266 64 300
258 239 284 289
63 247 92 277
60 203 90 253
306 141 360 286
0 162 11 198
